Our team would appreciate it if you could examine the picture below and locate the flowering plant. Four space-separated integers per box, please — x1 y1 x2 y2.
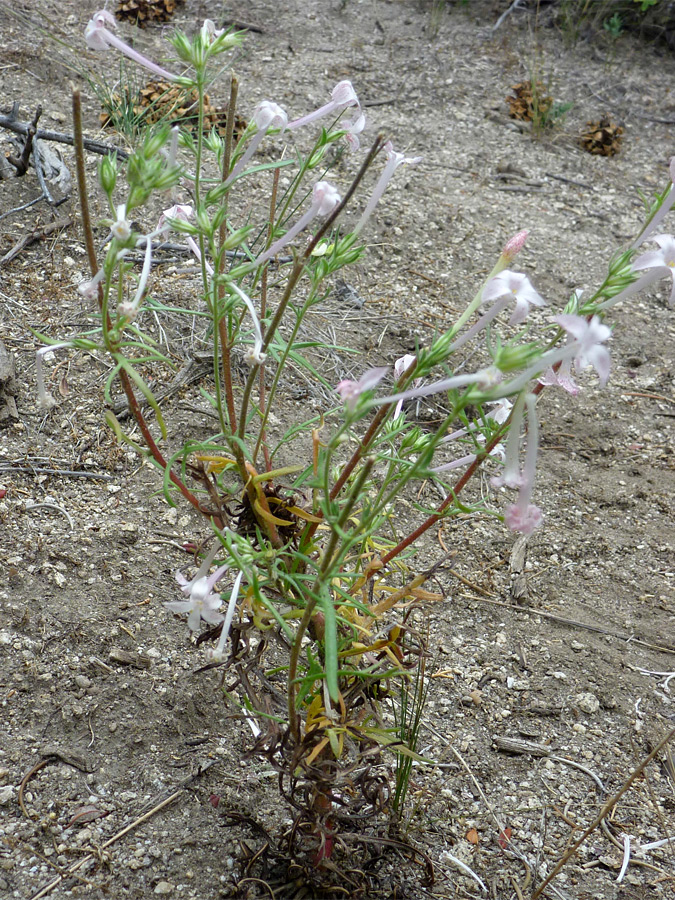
43 8 675 867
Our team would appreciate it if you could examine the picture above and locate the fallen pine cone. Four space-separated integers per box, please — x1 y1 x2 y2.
506 81 553 122
101 80 248 138
115 0 184 27
579 116 624 156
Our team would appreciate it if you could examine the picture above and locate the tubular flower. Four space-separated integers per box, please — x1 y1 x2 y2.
554 314 611 387
158 205 213 275
336 366 389 411
228 282 267 366
353 142 422 237
165 543 228 632
85 10 180 82
226 101 288 185
35 343 72 411
538 357 579 396
253 181 341 267
631 233 675 306
481 270 546 326
392 353 419 418
111 204 132 243
287 80 361 132
205 571 244 663
493 394 544 535
371 367 498 409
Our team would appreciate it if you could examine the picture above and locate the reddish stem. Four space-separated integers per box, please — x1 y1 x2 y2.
72 89 204 518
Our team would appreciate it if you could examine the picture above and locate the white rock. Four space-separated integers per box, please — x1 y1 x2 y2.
576 692 600 715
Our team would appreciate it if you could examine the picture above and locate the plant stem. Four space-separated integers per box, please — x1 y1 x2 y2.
378 428 505 570
218 75 239 434
287 458 374 741
257 167 280 472
72 89 204 517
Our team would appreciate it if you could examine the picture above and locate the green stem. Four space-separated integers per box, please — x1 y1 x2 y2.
287 458 375 741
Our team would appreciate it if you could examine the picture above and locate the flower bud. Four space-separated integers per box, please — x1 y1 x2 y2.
501 229 528 263
99 156 118 196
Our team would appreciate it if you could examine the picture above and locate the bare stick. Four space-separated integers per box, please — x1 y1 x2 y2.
532 726 675 898
29 760 219 900
0 110 129 159
0 218 73 267
6 104 40 175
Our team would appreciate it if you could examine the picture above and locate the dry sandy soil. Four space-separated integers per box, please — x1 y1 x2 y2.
0 1 674 898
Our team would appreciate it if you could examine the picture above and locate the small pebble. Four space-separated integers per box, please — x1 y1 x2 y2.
576 692 599 715
154 881 174 894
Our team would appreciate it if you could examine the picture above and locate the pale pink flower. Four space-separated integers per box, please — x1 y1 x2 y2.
504 502 543 535
287 80 360 131
353 142 422 236
554 314 611 387
228 282 267 366
157 204 194 229
205 571 244 662
343 112 366 151
85 10 180 82
78 269 106 301
482 270 546 325
632 233 675 305
253 181 341 266
35 343 71 411
202 19 225 42
493 394 543 535
336 366 389 410
539 358 579 396
226 101 288 185
111 204 132 243
393 353 419 418
157 205 213 275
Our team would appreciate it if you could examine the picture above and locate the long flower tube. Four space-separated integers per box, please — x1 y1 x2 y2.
35 343 72 410
227 282 267 365
501 314 611 396
116 223 172 319
205 571 244 662
287 80 360 132
85 10 181 82
225 101 288 185
370 370 496 408
502 394 543 534
352 142 422 237
252 181 340 267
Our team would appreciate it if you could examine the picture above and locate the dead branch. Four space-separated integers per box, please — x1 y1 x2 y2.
0 104 129 160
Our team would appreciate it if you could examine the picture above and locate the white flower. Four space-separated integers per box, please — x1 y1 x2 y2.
632 233 675 306
482 270 546 325
165 544 228 632
111 204 132 243
353 142 422 237
253 181 341 267
554 314 611 387
84 10 180 81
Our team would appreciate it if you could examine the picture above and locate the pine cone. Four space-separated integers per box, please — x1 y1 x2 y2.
115 0 184 27
506 81 553 122
579 116 624 156
100 80 248 138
